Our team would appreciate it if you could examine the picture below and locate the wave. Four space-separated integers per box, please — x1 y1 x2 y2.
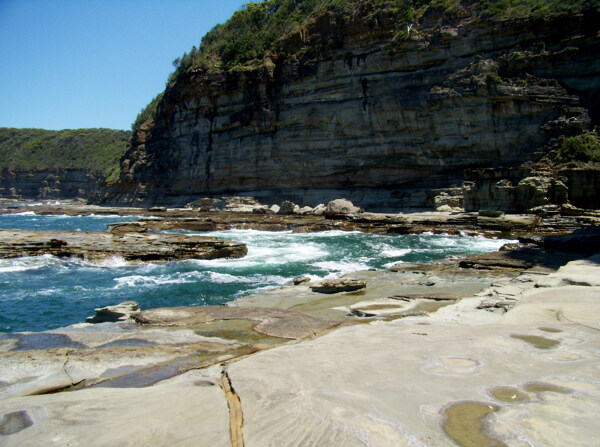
0 254 62 273
381 248 412 258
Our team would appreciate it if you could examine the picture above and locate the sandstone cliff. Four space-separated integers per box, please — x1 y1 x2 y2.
95 4 600 211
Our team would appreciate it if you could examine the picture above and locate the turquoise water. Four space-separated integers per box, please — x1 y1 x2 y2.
0 214 513 333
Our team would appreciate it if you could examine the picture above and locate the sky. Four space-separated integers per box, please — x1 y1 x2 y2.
0 0 244 130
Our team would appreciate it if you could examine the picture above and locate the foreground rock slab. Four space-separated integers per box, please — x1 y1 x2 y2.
0 229 247 262
228 256 600 446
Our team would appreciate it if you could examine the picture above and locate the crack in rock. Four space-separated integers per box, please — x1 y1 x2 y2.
217 368 245 447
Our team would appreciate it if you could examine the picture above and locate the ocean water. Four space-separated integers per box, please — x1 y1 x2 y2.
0 215 513 333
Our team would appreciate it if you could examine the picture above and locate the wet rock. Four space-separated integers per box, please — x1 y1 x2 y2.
106 222 147 235
132 306 339 340
0 410 34 435
86 301 140 324
348 298 407 317
311 278 367 294
148 206 167 213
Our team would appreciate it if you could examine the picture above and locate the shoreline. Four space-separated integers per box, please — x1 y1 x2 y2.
0 204 599 445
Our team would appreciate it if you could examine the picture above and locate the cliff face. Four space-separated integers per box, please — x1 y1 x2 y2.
0 169 103 201
96 10 600 210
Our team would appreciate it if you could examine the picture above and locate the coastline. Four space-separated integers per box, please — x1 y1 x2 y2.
0 203 599 445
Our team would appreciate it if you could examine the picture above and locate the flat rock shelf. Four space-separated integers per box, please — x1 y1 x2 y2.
0 229 247 262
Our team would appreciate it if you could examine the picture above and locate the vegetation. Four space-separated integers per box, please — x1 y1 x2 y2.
556 130 600 163
132 0 598 132
131 92 164 132
0 128 131 182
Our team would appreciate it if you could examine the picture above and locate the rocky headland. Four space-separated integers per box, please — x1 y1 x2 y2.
93 3 600 212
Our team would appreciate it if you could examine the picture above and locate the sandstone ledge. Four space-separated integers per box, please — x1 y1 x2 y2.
0 229 247 262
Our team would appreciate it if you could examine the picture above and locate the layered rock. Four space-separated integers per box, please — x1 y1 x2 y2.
94 10 600 211
0 229 247 262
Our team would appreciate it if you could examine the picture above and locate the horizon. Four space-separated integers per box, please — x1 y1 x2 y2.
0 0 244 131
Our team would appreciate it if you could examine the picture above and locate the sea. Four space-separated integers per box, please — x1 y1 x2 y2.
0 212 514 333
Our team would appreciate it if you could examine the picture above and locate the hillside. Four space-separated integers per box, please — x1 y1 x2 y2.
0 128 130 200
97 0 600 211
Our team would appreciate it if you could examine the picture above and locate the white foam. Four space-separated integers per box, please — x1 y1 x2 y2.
313 260 371 277
12 211 36 216
113 274 194 289
381 248 412 257
0 254 61 273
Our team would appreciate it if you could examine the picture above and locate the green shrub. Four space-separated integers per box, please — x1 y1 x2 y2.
557 131 600 163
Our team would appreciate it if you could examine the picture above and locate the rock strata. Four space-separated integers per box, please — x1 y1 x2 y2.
0 229 247 262
94 10 600 210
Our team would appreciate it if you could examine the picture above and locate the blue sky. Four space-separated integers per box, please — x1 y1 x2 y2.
0 0 244 130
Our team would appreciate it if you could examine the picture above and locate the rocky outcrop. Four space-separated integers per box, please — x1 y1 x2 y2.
462 165 600 212
0 169 103 201
94 10 600 211
0 229 247 262
311 278 367 294
86 301 140 323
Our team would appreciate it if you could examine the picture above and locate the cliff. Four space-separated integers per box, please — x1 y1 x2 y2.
95 1 600 211
0 128 130 201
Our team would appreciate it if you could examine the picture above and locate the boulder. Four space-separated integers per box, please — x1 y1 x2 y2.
86 301 140 323
434 192 463 211
312 204 326 215
324 199 362 216
298 206 314 215
311 278 367 294
148 206 167 213
292 276 311 285
277 201 297 215
269 204 281 214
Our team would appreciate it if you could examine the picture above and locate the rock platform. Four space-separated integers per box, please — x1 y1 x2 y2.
0 229 247 262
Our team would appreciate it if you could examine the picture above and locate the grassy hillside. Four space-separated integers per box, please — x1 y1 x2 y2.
0 128 131 182
133 0 598 131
